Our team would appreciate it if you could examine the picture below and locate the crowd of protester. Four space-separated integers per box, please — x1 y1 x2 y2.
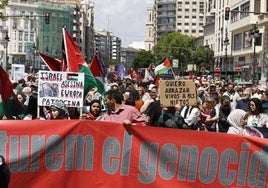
2 74 268 138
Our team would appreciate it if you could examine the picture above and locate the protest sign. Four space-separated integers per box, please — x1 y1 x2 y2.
159 80 197 107
38 70 84 107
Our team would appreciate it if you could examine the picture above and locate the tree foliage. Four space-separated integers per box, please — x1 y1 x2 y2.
132 50 155 69
152 32 214 72
0 0 9 19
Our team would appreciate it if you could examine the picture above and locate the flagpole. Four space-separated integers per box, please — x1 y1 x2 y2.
37 105 40 119
79 107 83 119
170 67 176 79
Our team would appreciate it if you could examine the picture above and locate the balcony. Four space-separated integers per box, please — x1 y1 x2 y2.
157 0 176 4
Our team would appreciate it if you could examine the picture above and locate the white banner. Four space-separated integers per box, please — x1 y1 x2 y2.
38 71 84 107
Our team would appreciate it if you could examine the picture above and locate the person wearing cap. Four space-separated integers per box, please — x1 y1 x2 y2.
50 101 69 120
197 86 206 104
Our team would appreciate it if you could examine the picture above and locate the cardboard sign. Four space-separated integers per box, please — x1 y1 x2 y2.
38 70 84 107
159 80 197 107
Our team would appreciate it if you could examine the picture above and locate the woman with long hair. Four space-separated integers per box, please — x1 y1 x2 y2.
246 98 268 128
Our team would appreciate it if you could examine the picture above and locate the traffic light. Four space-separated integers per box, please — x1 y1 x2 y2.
225 7 230 20
45 12 50 24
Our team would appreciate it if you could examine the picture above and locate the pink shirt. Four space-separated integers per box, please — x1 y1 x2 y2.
103 104 146 126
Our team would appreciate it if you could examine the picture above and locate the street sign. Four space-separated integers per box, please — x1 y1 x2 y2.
172 59 178 68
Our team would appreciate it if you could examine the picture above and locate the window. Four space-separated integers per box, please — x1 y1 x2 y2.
240 1 250 19
24 20 29 30
24 32 28 41
18 43 23 52
234 33 242 51
30 33 34 41
19 31 23 40
243 30 252 48
231 7 239 22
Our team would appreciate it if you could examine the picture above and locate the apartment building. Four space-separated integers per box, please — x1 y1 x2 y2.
0 0 95 73
229 0 268 83
94 29 121 63
153 0 205 41
197 0 268 83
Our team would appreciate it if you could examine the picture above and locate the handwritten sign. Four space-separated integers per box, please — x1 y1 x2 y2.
159 80 197 107
38 71 84 107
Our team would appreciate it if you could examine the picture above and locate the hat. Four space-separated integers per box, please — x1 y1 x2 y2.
30 82 38 88
197 87 205 92
50 101 67 115
148 84 156 91
258 85 267 91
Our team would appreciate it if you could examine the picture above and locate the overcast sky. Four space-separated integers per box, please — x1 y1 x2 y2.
93 0 153 47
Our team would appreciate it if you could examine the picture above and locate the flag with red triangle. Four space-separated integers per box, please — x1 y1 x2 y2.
143 69 154 81
154 57 171 75
96 50 107 76
148 63 153 73
62 28 105 95
62 28 84 72
38 52 62 71
0 66 14 119
90 54 105 84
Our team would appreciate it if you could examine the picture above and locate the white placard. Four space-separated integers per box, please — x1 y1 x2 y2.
38 71 84 107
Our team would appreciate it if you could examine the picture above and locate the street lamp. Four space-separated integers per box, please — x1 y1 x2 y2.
250 23 259 83
3 31 9 71
32 43 36 73
223 34 229 79
205 43 209 65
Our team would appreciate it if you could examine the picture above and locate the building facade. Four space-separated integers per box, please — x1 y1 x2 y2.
145 6 155 51
0 0 95 73
204 0 268 83
153 0 205 42
94 29 121 63
229 0 268 84
148 0 268 83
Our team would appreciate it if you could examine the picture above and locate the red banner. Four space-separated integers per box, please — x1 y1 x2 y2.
1 120 267 188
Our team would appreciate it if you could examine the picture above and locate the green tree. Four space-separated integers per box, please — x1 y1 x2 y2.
152 32 215 74
0 0 9 19
132 50 155 69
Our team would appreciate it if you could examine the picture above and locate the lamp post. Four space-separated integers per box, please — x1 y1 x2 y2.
205 43 209 66
250 23 259 83
223 34 229 79
32 43 36 73
3 31 10 71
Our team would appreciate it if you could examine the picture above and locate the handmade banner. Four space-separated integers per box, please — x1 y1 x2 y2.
38 70 84 107
159 80 197 107
0 120 267 188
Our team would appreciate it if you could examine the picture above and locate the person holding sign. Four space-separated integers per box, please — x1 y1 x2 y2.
101 90 147 126
143 86 162 126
